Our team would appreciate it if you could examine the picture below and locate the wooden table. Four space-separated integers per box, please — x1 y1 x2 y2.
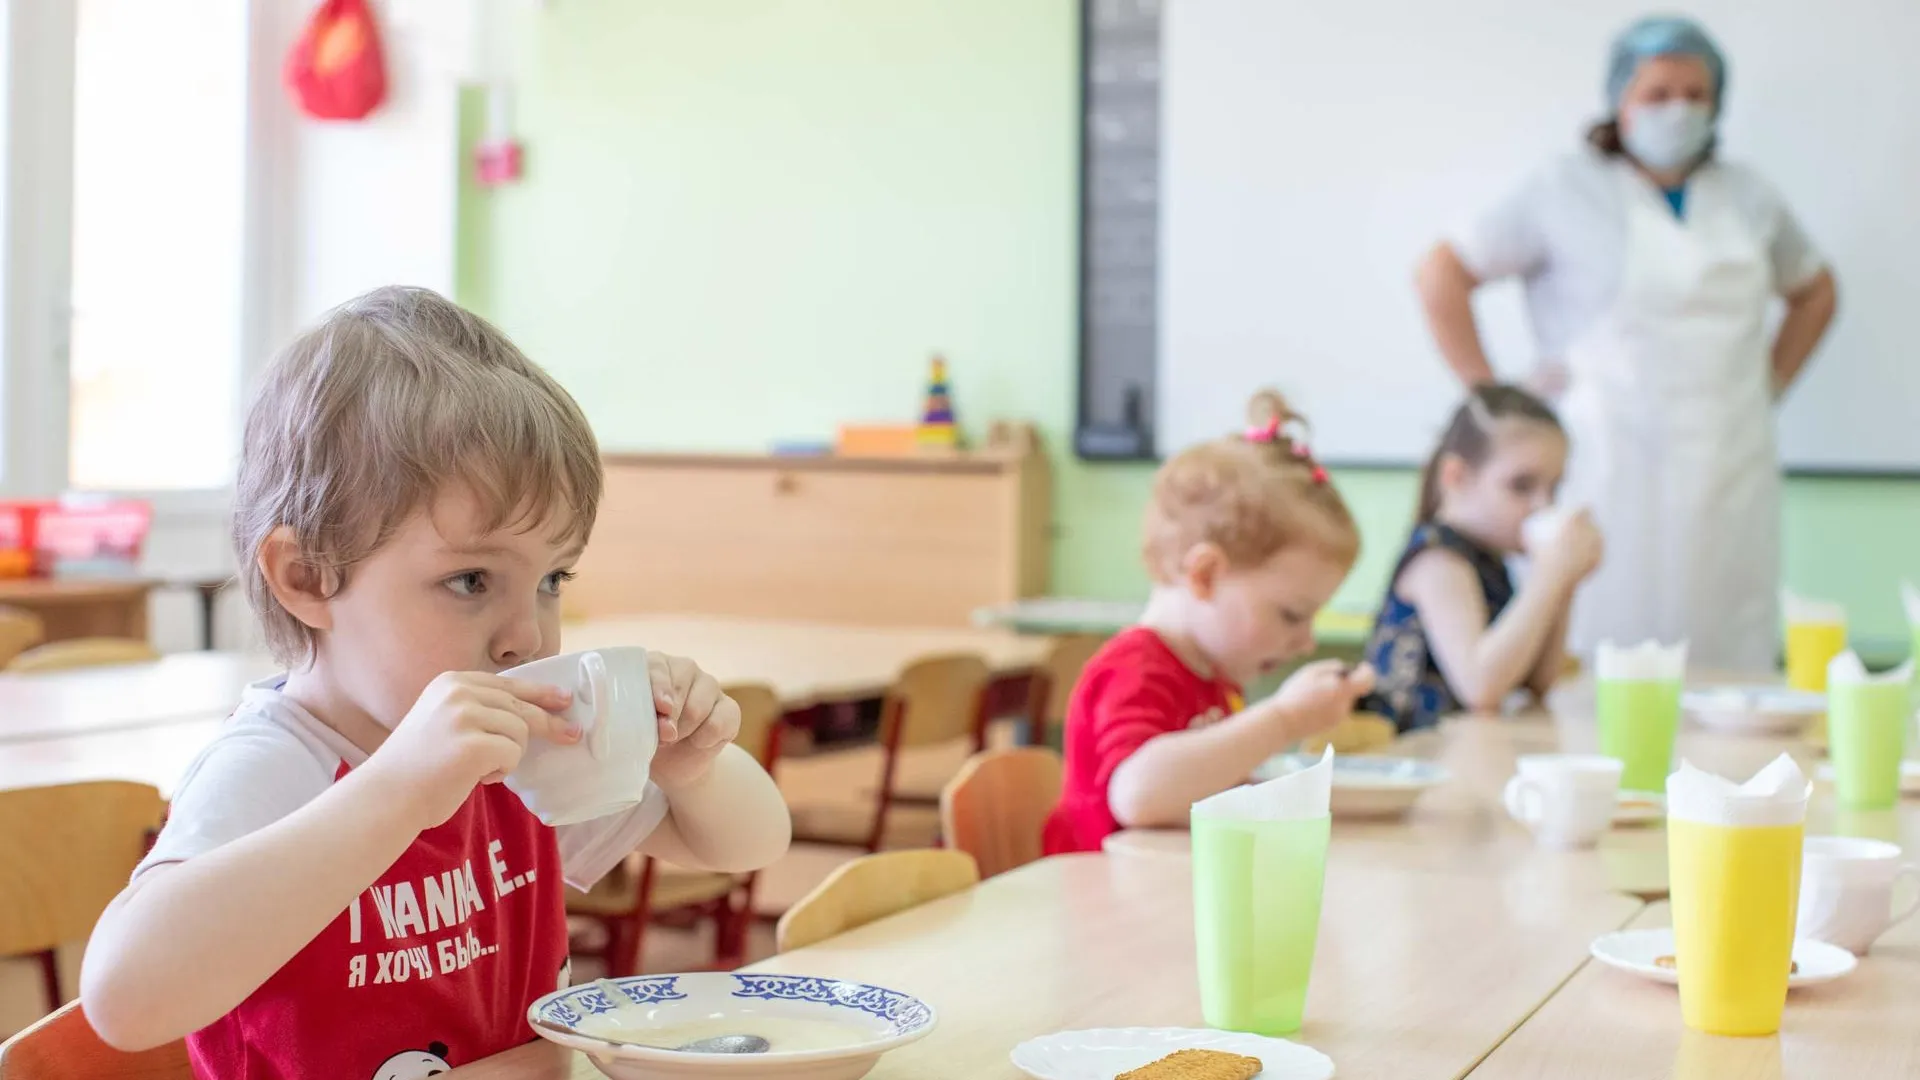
0 577 157 643
0 615 1054 790
0 651 276 743
1472 900 1920 1078
0 716 226 797
560 615 1051 708
449 855 1641 1080
972 595 1374 647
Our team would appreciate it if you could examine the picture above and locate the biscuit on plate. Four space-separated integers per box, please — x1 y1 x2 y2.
1115 1047 1263 1080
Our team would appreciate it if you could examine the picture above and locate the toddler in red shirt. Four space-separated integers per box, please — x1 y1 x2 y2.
1045 389 1376 855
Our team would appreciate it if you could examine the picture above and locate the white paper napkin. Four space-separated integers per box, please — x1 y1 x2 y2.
1828 649 1914 687
1783 589 1845 626
1666 754 1810 828
1596 639 1688 681
1194 745 1333 821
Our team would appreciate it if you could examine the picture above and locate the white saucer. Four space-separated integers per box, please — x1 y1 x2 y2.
1815 760 1920 795
1613 790 1665 826
1011 1027 1334 1080
1682 686 1826 736
1589 928 1856 990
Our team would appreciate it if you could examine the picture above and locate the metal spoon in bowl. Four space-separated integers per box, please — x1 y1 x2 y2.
673 1034 770 1054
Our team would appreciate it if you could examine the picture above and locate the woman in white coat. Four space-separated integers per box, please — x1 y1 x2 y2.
1414 15 1838 671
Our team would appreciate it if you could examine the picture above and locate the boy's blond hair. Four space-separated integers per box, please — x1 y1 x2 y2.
1142 388 1359 583
233 286 601 663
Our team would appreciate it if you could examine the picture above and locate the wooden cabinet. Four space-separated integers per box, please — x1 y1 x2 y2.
571 425 1050 627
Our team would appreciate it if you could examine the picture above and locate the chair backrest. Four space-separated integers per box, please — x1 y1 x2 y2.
5 639 160 675
884 654 991 750
0 782 168 957
939 748 1063 879
1040 633 1107 728
724 683 783 772
774 849 979 953
0 607 47 669
0 1000 191 1080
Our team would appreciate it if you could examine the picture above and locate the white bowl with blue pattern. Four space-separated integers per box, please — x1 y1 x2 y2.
527 972 936 1079
1252 753 1450 818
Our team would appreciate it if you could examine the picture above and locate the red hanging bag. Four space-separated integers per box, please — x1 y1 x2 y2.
284 0 388 121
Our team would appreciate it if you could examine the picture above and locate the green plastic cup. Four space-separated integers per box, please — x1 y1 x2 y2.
1828 679 1910 810
1191 813 1330 1035
1596 677 1682 793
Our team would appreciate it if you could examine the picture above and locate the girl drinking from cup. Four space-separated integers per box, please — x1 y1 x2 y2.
1360 384 1603 731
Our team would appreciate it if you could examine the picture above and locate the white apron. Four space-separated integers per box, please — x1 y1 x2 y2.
1559 164 1779 671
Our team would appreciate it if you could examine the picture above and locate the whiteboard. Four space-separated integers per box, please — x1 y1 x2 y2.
1156 0 1920 471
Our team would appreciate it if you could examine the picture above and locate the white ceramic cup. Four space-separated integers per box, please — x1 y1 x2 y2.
1797 836 1920 955
1503 753 1623 850
1521 506 1574 554
500 647 658 826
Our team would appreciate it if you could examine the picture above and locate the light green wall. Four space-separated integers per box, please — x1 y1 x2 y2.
458 0 1920 648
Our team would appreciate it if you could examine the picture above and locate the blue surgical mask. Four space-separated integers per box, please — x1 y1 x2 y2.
1622 101 1714 171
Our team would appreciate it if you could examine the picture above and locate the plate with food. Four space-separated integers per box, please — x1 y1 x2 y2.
1010 1027 1334 1080
1681 686 1827 736
1613 790 1665 826
527 973 935 1079
1297 711 1397 755
1252 753 1449 819
1588 928 1856 990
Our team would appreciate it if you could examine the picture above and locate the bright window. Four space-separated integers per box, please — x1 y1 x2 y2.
66 0 250 491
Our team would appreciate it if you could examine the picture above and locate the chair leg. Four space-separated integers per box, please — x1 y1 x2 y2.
606 857 658 978
865 700 905 853
37 949 61 1009
1024 672 1052 748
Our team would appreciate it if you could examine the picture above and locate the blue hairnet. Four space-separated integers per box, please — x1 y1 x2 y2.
1605 15 1726 113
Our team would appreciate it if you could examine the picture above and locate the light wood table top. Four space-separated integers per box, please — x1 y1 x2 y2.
450 853 1641 1080
0 651 277 743
0 716 226 796
0 576 160 604
0 615 1048 743
560 614 1052 707
1471 900 1920 1079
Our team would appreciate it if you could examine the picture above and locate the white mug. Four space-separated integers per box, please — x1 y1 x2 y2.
1797 836 1920 955
1503 753 1622 850
500 647 658 826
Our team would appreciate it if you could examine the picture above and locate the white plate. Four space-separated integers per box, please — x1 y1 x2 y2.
1613 790 1665 826
1589 928 1856 990
1815 760 1920 795
1252 754 1449 819
1011 1027 1334 1080
1682 686 1826 735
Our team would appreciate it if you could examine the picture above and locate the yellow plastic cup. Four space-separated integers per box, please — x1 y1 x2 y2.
1667 817 1804 1036
1785 621 1846 693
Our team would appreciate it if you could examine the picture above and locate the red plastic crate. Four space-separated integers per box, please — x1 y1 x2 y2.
0 498 152 577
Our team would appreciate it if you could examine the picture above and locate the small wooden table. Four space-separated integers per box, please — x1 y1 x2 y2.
1471 900 1920 1079
560 615 1052 708
448 855 1640 1080
0 716 227 797
0 651 276 743
0 577 157 643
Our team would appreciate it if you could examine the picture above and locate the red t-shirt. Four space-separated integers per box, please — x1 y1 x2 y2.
135 684 666 1080
1042 627 1244 855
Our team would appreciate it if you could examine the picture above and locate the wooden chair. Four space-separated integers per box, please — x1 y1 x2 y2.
0 607 46 669
0 1000 191 1080
1023 633 1108 747
567 684 784 975
774 848 979 953
793 654 992 852
0 782 168 1013
939 748 1062 880
5 639 159 674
